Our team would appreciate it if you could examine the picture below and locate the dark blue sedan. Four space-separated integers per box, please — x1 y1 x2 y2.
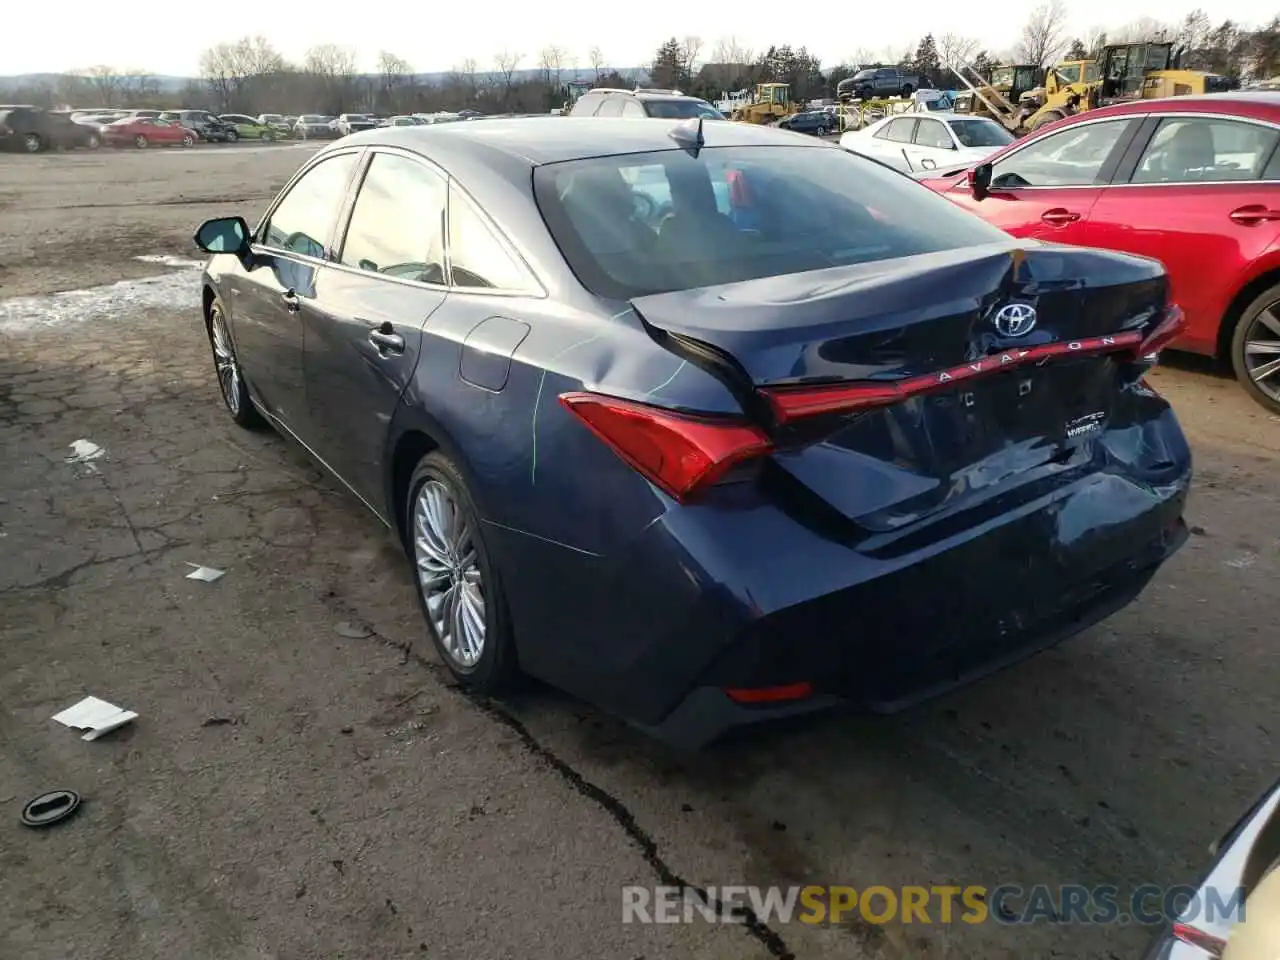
193 117 1192 748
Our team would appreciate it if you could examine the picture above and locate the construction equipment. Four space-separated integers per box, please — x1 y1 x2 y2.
949 43 1233 135
950 63 1042 127
560 79 594 114
729 83 801 124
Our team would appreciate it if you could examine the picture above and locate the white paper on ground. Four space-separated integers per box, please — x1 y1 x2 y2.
185 563 225 582
51 696 138 741
65 439 105 463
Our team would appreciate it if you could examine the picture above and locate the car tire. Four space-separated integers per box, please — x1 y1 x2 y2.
134 134 148 148
901 84 914 98
1230 283 1280 414
205 295 264 428
225 129 239 142
85 133 100 149
182 134 195 147
406 452 518 693
22 133 42 153
262 129 274 141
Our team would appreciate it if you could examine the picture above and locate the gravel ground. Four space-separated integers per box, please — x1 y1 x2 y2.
0 144 1275 960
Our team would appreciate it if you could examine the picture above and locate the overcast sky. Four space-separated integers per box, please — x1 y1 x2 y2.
8 0 1278 76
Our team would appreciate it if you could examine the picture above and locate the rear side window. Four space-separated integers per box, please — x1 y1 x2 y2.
913 119 952 148
643 99 719 119
877 118 917 143
595 97 623 118
533 145 1009 299
1131 118 1279 183
447 183 533 291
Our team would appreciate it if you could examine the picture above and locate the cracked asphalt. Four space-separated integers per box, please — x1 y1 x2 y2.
0 146 1276 960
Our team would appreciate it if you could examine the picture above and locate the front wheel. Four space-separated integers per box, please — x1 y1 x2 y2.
407 452 517 692
85 133 100 149
261 129 274 141
134 134 148 148
1230 284 1280 414
22 133 42 153
206 296 264 428
901 84 914 98
182 134 195 147
225 129 239 142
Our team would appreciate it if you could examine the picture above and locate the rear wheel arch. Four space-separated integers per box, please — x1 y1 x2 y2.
1217 267 1280 364
388 417 490 557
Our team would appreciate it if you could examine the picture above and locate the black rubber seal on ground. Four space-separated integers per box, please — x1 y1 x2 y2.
21 790 81 828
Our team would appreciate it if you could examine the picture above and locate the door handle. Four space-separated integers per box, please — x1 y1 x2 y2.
1041 208 1081 225
1229 205 1280 225
281 289 300 312
367 321 405 354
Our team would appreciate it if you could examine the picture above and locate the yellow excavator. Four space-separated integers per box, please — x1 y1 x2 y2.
1017 42 1234 130
729 83 801 124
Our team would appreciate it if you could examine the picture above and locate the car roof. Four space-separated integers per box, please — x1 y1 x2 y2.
1066 91 1280 124
332 116 824 166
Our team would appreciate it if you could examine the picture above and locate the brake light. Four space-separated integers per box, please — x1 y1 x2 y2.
1132 304 1186 361
763 331 1144 423
725 682 813 704
558 392 773 502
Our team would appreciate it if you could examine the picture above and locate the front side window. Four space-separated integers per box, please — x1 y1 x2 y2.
340 153 447 284
1131 118 1279 184
621 100 647 118
948 118 1015 148
991 119 1133 188
447 184 532 291
595 97 624 118
261 153 359 258
533 144 1010 299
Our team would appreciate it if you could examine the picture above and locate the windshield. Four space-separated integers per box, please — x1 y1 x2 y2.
533 145 1009 299
300 115 323 122
645 100 723 120
853 69 877 81
948 118 1015 148
1055 64 1082 84
990 67 1015 87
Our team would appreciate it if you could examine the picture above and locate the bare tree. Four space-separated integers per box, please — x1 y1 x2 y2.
1015 0 1071 66
82 65 123 106
848 46 878 68
937 33 980 70
305 44 359 113
233 35 285 77
588 46 605 81
1083 25 1109 58
538 45 565 93
494 50 522 109
198 43 237 110
377 51 413 113
1111 17 1172 43
682 36 704 80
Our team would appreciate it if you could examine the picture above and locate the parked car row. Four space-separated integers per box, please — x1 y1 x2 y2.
1 105 491 153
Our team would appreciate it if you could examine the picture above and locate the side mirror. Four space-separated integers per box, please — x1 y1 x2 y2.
968 162 993 199
194 216 250 256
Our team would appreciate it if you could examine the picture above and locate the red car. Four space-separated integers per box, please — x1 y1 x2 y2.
925 92 1280 412
101 116 197 150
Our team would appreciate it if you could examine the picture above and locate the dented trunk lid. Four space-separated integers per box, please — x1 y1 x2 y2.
630 241 1171 531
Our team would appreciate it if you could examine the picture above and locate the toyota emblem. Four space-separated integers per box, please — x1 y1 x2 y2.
993 303 1037 338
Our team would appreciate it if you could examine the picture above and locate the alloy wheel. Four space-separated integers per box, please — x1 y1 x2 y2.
1241 300 1280 404
210 307 241 416
412 479 486 669
183 134 194 147
134 135 147 149
23 133 40 153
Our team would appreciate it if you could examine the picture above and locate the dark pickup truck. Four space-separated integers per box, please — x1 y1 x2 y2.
838 67 929 101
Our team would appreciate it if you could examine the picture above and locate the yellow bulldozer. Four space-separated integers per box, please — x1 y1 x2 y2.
1018 42 1235 130
729 83 801 124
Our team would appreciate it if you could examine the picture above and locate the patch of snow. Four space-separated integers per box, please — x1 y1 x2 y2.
0 261 203 334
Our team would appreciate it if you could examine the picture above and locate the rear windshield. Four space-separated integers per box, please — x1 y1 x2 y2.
644 99 723 120
948 118 1015 148
533 145 1009 299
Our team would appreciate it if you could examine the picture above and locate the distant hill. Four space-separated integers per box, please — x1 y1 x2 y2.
0 67 651 94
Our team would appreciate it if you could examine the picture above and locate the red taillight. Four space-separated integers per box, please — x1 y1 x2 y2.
725 682 814 704
1133 304 1186 360
1171 922 1226 957
762 331 1145 424
558 392 773 502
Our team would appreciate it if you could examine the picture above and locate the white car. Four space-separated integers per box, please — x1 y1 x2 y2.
839 112 1014 176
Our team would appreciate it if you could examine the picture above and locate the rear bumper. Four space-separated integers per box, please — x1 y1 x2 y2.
493 454 1190 748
